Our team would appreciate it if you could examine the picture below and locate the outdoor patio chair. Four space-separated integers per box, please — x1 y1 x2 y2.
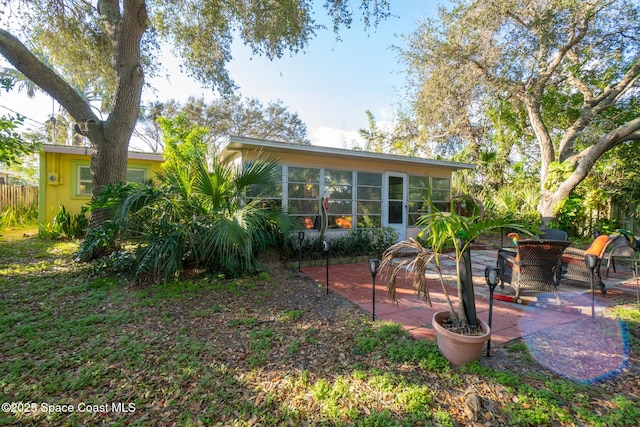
605 234 639 279
537 228 568 241
497 239 571 299
559 234 613 294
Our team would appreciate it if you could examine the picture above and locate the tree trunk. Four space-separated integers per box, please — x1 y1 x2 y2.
88 130 130 229
0 2 148 234
537 193 559 225
458 243 477 327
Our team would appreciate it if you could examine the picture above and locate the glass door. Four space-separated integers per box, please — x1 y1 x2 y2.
384 172 406 241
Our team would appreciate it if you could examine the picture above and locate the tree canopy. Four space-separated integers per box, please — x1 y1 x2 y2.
135 95 310 154
0 0 390 227
0 77 36 166
402 0 640 221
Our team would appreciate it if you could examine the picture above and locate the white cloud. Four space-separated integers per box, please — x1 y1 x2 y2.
309 126 364 149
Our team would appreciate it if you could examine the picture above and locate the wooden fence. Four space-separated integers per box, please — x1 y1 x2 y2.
0 184 38 211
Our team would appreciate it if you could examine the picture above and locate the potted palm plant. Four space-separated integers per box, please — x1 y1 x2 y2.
381 211 532 364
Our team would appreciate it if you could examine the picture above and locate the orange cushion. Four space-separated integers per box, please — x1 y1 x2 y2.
585 235 610 256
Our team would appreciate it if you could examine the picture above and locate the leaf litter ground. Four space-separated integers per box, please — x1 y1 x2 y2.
1 229 639 426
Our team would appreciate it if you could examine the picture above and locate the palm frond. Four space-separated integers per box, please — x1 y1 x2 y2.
381 239 436 305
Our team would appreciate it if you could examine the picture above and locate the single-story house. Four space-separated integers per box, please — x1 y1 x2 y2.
220 136 476 241
38 144 164 228
38 138 475 240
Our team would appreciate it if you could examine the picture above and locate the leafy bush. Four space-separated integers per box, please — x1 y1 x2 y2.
0 205 38 229
284 226 398 262
77 147 294 282
39 204 88 239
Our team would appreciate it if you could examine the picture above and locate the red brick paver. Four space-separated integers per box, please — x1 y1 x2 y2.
302 249 639 346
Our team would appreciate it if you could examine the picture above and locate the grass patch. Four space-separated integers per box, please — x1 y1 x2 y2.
1 232 638 426
278 309 302 322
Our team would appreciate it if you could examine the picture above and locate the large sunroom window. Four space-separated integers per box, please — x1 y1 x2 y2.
408 175 451 225
325 169 353 229
356 172 382 228
431 177 451 212
246 165 283 209
287 167 320 230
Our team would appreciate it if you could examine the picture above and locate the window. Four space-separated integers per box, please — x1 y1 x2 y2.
356 172 382 228
408 175 451 224
431 177 451 212
408 175 429 226
325 169 353 229
287 167 320 229
126 168 148 184
76 165 148 197
246 165 283 209
77 165 93 196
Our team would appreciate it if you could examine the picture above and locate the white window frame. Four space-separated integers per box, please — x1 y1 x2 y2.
76 165 148 197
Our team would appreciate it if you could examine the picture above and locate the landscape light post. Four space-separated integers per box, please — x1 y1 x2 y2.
585 254 598 319
484 266 500 357
297 231 305 271
369 258 380 321
323 240 330 294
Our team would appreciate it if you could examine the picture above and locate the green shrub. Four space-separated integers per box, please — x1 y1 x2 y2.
0 205 38 229
77 146 294 283
39 204 88 239
285 226 398 262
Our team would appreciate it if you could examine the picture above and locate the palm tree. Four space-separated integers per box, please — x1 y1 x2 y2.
82 149 293 282
381 211 533 331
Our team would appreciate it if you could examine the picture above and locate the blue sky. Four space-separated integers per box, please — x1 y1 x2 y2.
1 1 445 150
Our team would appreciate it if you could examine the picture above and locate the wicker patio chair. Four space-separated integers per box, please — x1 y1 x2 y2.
497 239 571 299
559 234 613 294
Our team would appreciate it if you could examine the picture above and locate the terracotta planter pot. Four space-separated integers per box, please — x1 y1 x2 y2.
432 310 491 365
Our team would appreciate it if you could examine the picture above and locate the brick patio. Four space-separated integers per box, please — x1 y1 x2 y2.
302 249 639 346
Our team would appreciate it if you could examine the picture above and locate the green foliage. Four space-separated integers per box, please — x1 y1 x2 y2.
75 221 118 262
388 338 450 371
0 205 38 229
544 161 575 191
158 113 209 165
288 227 398 262
39 204 88 239
483 185 541 225
353 322 449 372
402 0 640 220
355 110 426 156
3 0 390 235
0 78 37 165
383 212 535 324
279 309 302 322
552 196 586 237
248 328 273 367
355 321 408 355
2 232 640 426
78 122 293 282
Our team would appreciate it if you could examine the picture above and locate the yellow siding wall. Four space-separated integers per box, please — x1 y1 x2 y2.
39 151 163 227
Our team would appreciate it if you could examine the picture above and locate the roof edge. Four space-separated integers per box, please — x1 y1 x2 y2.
40 144 163 162
221 136 476 170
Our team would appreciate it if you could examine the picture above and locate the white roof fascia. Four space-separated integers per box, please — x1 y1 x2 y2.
41 144 163 162
221 136 476 171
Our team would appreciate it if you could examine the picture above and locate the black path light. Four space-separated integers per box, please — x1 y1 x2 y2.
585 254 598 319
484 266 501 357
369 258 380 321
297 231 305 271
323 240 330 294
